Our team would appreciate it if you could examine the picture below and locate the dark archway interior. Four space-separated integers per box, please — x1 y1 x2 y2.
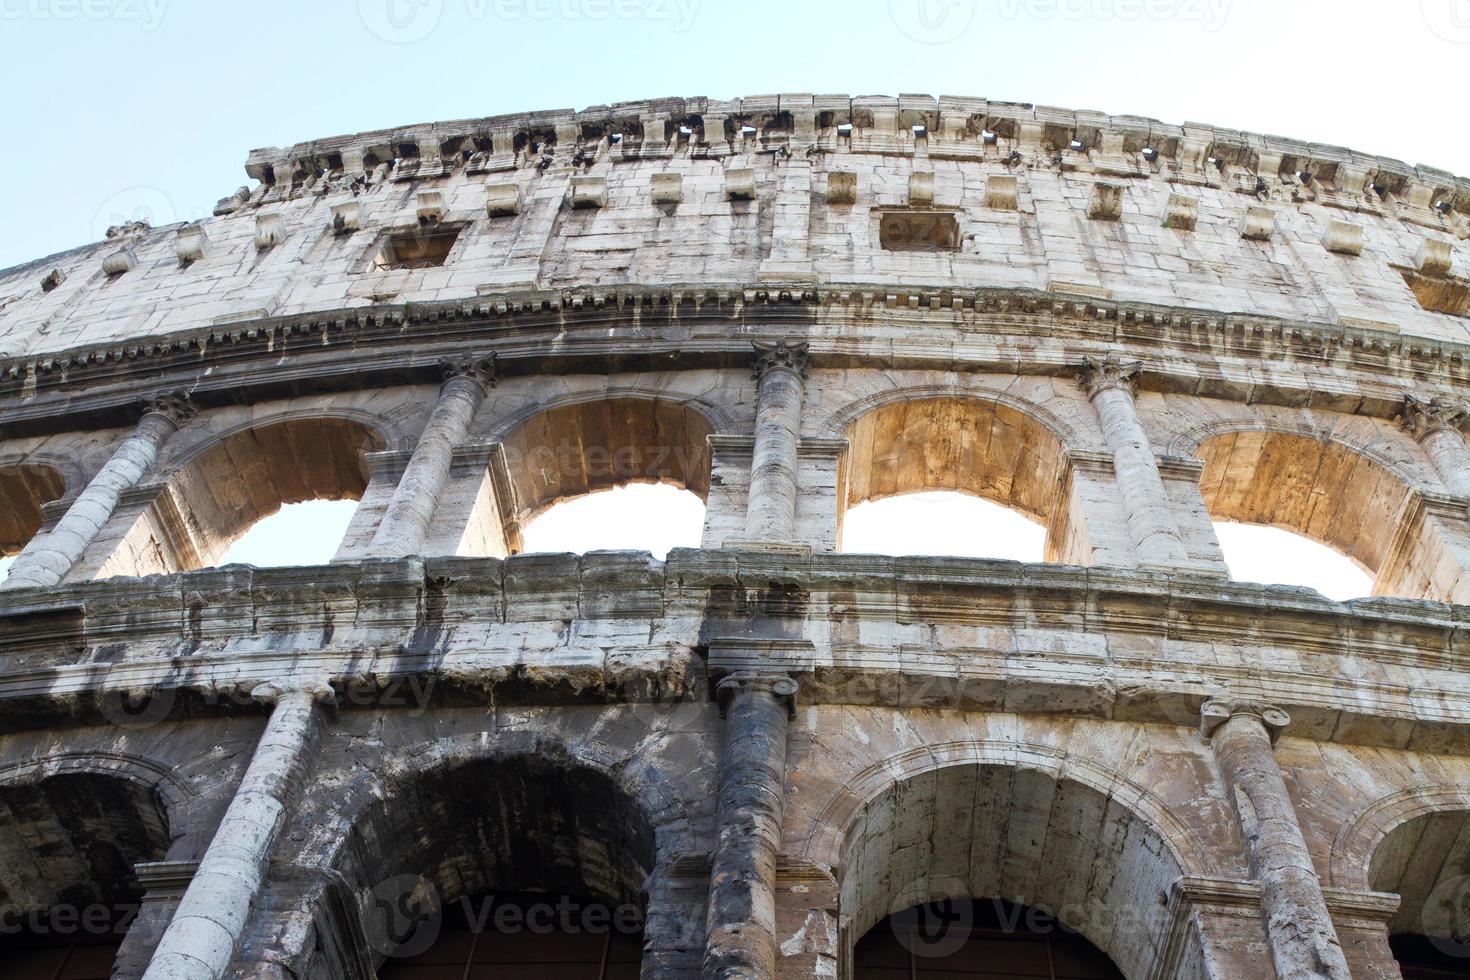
378 890 643 980
1390 934 1470 978
854 899 1124 979
0 464 65 556
0 774 171 980
336 754 657 974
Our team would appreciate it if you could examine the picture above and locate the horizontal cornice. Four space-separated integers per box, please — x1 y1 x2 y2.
0 284 1462 437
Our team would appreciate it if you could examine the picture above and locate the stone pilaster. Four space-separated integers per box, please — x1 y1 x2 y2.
141 679 334 980
704 672 798 980
741 342 809 547
1401 394 1470 498
1078 355 1190 570
1201 699 1351 980
2 392 194 590
365 354 494 558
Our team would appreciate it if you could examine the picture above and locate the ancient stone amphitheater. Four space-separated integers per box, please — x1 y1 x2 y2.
1 93 1469 980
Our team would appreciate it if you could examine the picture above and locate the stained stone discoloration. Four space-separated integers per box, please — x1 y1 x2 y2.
0 95 1468 979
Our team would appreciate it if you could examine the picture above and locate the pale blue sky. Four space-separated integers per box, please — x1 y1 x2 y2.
2 0 1468 271
1 0 1439 595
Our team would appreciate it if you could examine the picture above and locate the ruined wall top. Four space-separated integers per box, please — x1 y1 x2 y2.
1 92 1467 373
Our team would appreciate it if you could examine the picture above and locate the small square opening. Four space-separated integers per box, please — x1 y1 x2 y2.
372 224 464 271
1402 269 1470 317
879 211 960 252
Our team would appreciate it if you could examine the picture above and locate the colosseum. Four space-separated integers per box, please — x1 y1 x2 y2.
0 92 1468 980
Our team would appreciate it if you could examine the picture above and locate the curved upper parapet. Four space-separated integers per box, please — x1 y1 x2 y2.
0 93 1466 367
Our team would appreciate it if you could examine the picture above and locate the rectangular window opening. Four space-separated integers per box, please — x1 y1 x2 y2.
372 224 465 271
1402 269 1470 318
879 210 960 252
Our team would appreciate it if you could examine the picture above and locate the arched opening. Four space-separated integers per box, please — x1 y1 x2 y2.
1369 808 1470 976
499 398 711 557
0 463 66 582
520 483 704 559
1212 522 1372 600
855 898 1123 979
842 492 1047 562
837 762 1188 979
0 772 171 979
332 754 656 978
94 418 382 579
218 499 360 567
839 398 1072 562
1196 430 1462 602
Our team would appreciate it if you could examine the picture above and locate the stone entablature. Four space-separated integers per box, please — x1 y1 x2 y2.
1 94 1468 365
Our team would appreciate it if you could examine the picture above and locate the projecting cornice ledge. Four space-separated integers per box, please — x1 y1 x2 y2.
0 284 1464 436
1 551 1469 748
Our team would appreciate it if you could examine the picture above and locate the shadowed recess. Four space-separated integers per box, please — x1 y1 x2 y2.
0 464 65 556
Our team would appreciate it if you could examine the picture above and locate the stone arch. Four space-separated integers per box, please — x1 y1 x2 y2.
0 750 193 831
0 460 66 556
1328 786 1470 964
496 395 714 526
0 763 172 919
1176 419 1464 600
819 384 1087 449
485 386 735 443
298 732 697 977
832 390 1086 562
803 741 1211 980
96 415 386 576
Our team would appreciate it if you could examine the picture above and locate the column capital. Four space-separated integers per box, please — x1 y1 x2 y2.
141 390 196 429
251 678 336 707
1077 352 1143 399
752 340 810 381
1400 393 1468 440
716 672 799 718
440 352 497 391
1200 697 1291 742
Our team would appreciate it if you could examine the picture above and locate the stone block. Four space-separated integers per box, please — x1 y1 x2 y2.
571 176 607 209
329 201 363 235
1417 237 1454 277
725 168 756 201
986 174 1018 211
1089 182 1125 220
1240 206 1277 241
908 171 935 206
650 172 683 205
826 171 856 205
1323 219 1365 256
485 183 522 217
253 213 283 250
1162 193 1199 231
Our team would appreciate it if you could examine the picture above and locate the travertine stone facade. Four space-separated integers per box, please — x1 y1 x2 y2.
1 94 1470 979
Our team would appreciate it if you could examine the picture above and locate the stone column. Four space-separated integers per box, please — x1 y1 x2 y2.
141 679 334 980
365 354 494 558
1078 354 1189 569
1402 395 1470 497
2 392 193 590
1201 699 1351 980
743 342 809 545
704 672 798 980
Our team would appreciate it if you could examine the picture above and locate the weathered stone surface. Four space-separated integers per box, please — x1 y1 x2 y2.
0 94 1468 979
